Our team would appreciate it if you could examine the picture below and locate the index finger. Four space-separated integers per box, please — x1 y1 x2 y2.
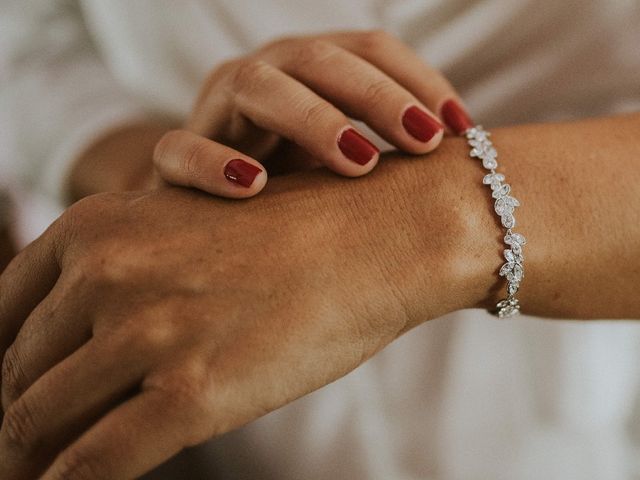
320 30 474 134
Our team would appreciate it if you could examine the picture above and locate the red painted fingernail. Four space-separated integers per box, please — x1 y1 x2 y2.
337 128 379 165
224 159 262 188
401 106 443 142
441 99 474 135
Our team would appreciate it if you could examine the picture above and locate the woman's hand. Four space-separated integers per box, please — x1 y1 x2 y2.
0 159 472 478
2 113 640 478
69 30 473 201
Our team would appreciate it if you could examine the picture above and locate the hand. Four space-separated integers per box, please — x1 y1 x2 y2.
0 154 472 479
0 230 15 274
69 30 473 201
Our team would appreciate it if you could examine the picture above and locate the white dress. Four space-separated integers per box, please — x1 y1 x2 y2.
1 1 639 478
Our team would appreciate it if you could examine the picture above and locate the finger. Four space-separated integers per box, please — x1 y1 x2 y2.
264 39 444 152
323 30 474 134
0 336 150 478
0 225 60 373
154 130 268 198
1 277 91 410
229 60 380 177
39 387 203 480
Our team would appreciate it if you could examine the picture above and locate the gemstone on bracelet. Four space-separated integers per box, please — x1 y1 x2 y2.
497 297 520 318
483 172 505 186
482 157 498 170
505 233 526 246
466 124 524 318
500 262 514 276
492 184 511 198
508 264 524 283
501 214 516 229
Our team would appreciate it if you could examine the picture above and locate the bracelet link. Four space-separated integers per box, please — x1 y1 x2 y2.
464 126 525 318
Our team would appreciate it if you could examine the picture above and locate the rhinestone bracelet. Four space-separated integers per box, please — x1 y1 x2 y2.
464 126 525 318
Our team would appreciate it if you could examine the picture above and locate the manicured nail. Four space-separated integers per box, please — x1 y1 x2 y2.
401 106 443 142
224 159 262 188
441 99 474 135
337 128 379 165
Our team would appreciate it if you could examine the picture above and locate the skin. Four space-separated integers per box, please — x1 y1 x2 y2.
0 230 15 274
0 113 639 478
70 30 470 202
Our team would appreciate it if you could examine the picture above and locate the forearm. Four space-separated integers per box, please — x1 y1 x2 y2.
475 113 640 318
351 112 640 321
66 113 640 323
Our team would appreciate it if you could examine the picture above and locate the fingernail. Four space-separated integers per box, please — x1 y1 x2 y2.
441 99 474 135
401 106 443 142
224 159 262 188
337 128 379 165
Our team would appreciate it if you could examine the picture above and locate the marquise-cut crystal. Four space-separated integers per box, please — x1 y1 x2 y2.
495 198 515 216
492 183 511 198
507 264 523 283
504 249 515 262
484 146 497 158
483 157 498 169
507 282 519 295
501 214 516 228
504 232 526 246
498 303 520 318
483 172 505 187
494 198 506 215
513 264 523 281
499 262 514 276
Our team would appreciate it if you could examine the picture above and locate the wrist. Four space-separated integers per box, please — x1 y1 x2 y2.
336 137 497 330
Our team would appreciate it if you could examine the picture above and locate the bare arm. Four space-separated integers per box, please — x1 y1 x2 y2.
0 112 638 479
68 112 640 320
455 112 640 318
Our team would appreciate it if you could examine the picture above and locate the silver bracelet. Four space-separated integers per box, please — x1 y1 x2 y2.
464 126 525 318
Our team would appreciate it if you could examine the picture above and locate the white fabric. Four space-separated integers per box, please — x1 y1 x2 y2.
1 1 639 478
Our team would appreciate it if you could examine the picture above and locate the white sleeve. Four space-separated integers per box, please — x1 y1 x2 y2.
0 0 149 205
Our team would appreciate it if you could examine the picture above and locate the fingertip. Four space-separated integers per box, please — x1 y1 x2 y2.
335 127 380 176
339 150 380 177
222 159 267 199
399 105 444 153
439 98 474 136
419 127 444 153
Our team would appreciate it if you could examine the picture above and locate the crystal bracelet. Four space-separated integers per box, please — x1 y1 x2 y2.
464 126 525 318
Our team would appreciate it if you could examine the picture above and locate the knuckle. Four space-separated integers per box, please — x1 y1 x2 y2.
294 39 338 68
297 99 334 128
153 129 187 166
58 193 125 249
112 316 175 353
231 60 273 96
361 78 397 105
357 29 395 50
179 139 209 180
1 347 27 406
52 448 105 480
3 398 40 452
260 34 296 52
145 363 209 417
